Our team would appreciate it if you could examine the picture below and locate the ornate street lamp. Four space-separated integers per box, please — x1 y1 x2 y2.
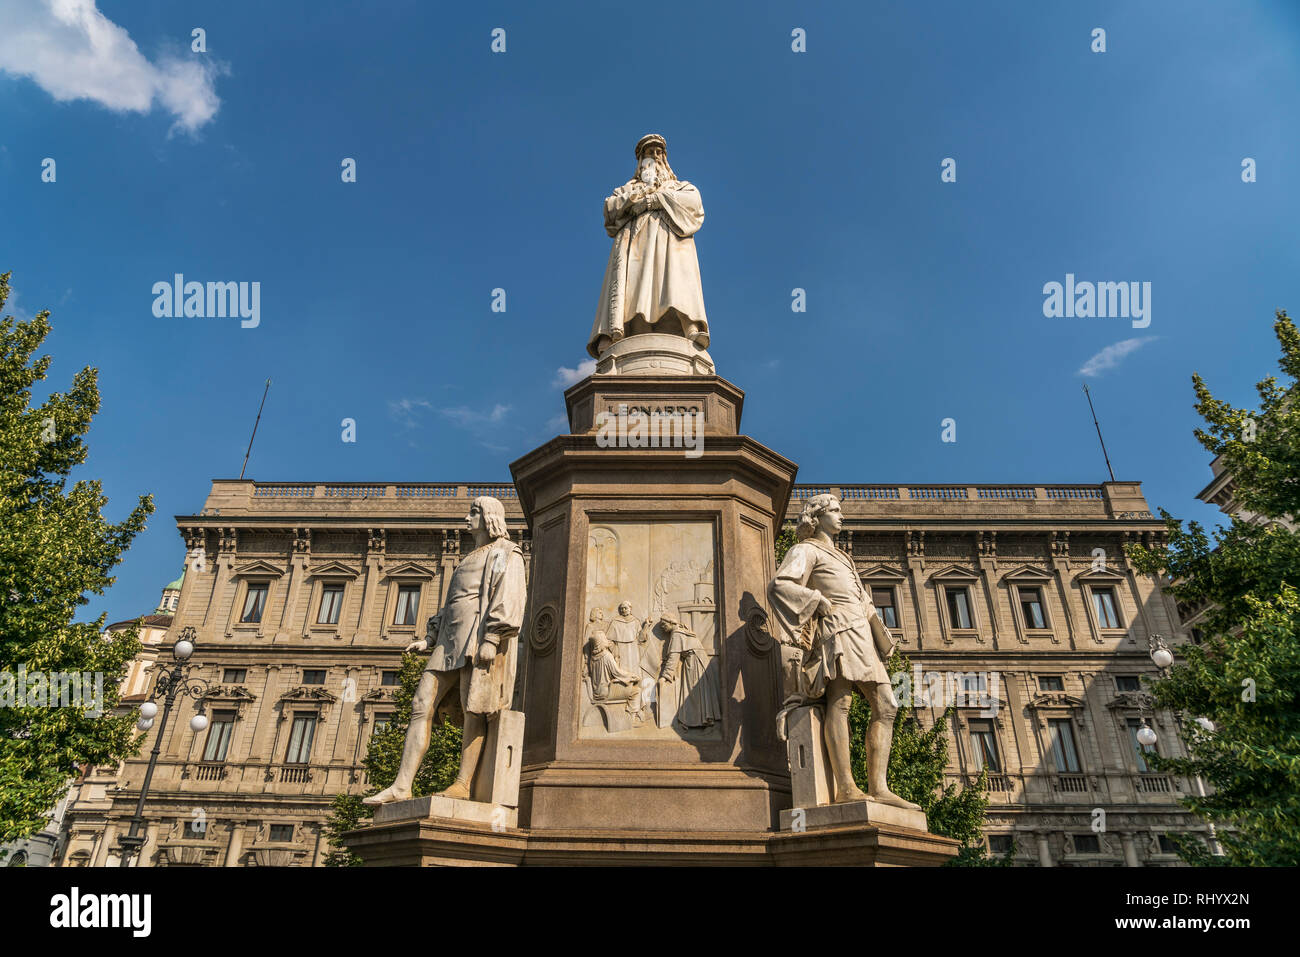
117 626 210 867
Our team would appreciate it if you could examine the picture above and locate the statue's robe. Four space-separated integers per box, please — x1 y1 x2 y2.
426 538 526 714
588 178 709 358
659 625 721 729
606 614 641 676
768 539 896 699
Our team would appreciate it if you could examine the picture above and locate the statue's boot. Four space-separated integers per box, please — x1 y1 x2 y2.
865 716 922 812
825 705 870 803
436 779 472 800
362 784 411 806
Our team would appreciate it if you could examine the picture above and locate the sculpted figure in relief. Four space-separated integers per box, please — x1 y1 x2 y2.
768 494 920 810
365 497 525 805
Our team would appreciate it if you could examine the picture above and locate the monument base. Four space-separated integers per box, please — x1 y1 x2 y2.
779 798 928 833
343 818 959 866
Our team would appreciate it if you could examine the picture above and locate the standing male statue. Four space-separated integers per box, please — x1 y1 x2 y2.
768 494 921 810
588 134 711 368
365 496 526 805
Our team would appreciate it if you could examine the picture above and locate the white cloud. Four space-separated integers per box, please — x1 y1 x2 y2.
553 359 596 387
440 404 511 429
1078 337 1156 377
0 0 223 133
387 397 433 428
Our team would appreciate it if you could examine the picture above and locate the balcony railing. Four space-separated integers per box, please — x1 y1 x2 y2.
1135 774 1174 794
1052 774 1090 793
193 763 227 782
279 766 311 783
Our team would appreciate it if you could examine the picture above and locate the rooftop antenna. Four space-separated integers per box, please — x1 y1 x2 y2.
1081 382 1116 483
239 379 272 480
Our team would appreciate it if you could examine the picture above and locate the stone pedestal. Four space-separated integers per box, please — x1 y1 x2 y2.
509 372 797 835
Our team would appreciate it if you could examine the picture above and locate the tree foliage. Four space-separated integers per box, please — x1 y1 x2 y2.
0 272 154 847
1128 311 1300 866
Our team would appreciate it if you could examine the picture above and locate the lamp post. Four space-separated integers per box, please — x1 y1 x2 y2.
1138 633 1221 856
117 626 210 867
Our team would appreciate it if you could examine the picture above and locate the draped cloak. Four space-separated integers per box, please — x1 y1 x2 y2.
588 178 709 359
768 539 897 699
426 539 525 715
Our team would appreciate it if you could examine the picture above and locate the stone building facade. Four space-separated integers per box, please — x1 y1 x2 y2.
59 478 1208 866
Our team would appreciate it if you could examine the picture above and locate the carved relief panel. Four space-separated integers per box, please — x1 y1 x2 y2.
579 521 721 741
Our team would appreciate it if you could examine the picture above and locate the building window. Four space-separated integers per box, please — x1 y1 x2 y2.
372 713 393 738
285 713 317 764
1158 835 1178 854
317 584 344 625
1126 718 1157 772
223 668 247 684
1190 627 1205 645
302 669 326 685
183 820 206 839
1018 586 1047 629
1038 675 1065 692
871 587 898 628
1092 587 1121 628
241 583 268 623
968 719 1001 772
1116 675 1141 692
381 670 400 686
202 710 236 763
945 587 973 629
269 824 294 843
394 585 421 626
959 672 987 693
1072 834 1100 854
1047 718 1081 773
987 835 1014 856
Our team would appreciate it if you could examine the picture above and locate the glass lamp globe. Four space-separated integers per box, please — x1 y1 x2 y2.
1151 648 1174 669
136 717 154 731
1136 724 1158 746
139 701 158 719
173 638 194 661
190 714 209 733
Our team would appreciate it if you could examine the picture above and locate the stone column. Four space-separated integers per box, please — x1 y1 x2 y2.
1119 831 1140 867
1035 830 1054 867
224 820 246 866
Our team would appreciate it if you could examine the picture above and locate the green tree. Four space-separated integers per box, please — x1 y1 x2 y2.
1128 311 1300 866
0 272 155 848
777 523 1005 865
323 652 461 866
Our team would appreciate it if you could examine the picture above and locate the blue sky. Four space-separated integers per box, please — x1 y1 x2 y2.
2 0 1297 625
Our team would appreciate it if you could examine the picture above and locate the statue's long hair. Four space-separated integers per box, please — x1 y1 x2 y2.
795 493 838 541
472 496 509 540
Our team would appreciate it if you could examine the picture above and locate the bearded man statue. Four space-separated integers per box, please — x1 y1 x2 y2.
588 134 713 374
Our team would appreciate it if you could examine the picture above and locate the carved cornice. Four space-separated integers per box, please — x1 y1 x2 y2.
308 560 361 579
1106 690 1156 711
858 562 906 582
232 559 285 579
383 561 438 581
1026 691 1087 712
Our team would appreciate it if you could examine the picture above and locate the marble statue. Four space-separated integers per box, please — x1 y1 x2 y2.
768 494 921 810
588 134 712 373
364 497 526 805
